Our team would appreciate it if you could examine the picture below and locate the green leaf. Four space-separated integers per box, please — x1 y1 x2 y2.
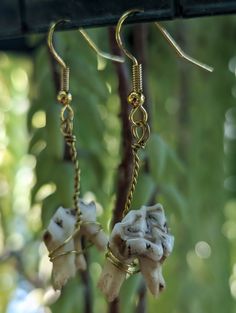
161 184 187 218
41 192 60 227
120 275 142 313
147 133 167 181
45 104 64 159
132 173 156 209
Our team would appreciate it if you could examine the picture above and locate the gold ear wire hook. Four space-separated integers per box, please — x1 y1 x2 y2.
48 20 68 70
79 29 124 63
48 19 125 100
115 9 143 66
48 19 124 66
155 22 214 72
115 9 213 72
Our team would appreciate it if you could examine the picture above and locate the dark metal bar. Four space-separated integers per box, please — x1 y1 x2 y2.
0 0 236 41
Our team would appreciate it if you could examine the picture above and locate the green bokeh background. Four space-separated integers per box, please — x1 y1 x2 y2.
0 16 236 313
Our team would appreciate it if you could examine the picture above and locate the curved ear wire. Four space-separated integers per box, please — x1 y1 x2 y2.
79 29 124 63
47 19 124 66
155 22 214 72
114 9 213 72
115 8 143 66
47 19 68 70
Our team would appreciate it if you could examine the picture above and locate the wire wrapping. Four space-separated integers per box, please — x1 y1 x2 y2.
132 64 142 93
123 63 150 217
123 144 140 217
60 104 81 228
61 67 70 92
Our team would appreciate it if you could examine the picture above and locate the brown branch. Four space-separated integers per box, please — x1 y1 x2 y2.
47 44 71 161
109 26 133 228
133 24 150 313
80 237 93 313
107 26 133 313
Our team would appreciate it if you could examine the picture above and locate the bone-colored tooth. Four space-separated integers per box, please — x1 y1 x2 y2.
43 207 77 290
98 203 174 299
139 257 165 296
44 201 108 289
79 200 108 251
98 259 127 302
81 223 108 251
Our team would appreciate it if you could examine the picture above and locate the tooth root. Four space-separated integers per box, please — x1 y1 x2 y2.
43 207 77 290
98 203 173 299
139 258 165 296
98 259 126 302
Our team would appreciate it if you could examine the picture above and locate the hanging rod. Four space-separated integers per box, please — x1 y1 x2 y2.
0 0 236 40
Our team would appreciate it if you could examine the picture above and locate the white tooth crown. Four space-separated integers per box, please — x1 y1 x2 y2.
98 203 174 302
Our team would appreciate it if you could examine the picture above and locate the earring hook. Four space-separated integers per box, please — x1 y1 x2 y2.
78 29 124 63
155 22 213 72
115 9 143 66
115 9 213 72
48 20 124 67
48 20 68 69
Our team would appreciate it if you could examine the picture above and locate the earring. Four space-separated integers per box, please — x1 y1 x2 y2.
98 9 213 302
43 20 124 291
98 9 173 301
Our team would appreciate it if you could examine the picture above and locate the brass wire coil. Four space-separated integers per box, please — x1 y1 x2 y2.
48 222 102 261
61 67 70 92
60 103 81 227
132 64 143 93
106 245 139 276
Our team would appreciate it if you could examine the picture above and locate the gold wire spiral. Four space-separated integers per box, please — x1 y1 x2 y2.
60 104 81 228
61 67 70 92
115 9 151 217
132 64 143 93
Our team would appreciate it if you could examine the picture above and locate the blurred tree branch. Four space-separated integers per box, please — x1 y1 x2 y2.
108 26 133 228
80 237 93 313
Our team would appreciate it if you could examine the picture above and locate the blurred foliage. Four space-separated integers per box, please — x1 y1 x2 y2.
0 15 236 313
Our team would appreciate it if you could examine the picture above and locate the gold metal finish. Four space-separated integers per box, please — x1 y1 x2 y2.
79 28 124 63
155 22 214 72
106 245 139 276
48 20 112 261
115 9 143 66
47 20 68 69
48 20 81 227
48 221 101 261
48 20 124 67
115 9 214 218
60 105 81 228
115 10 150 217
115 9 213 72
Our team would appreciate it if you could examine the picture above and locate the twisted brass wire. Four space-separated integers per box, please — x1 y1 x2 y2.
60 103 81 228
123 144 140 217
123 64 150 217
106 244 140 276
61 67 70 92
132 64 143 93
48 222 101 261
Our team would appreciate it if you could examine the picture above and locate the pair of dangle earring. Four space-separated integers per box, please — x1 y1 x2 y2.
43 20 124 290
98 9 213 302
43 10 213 298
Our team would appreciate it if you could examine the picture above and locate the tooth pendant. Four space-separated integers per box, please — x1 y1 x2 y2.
98 203 174 302
43 200 108 290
